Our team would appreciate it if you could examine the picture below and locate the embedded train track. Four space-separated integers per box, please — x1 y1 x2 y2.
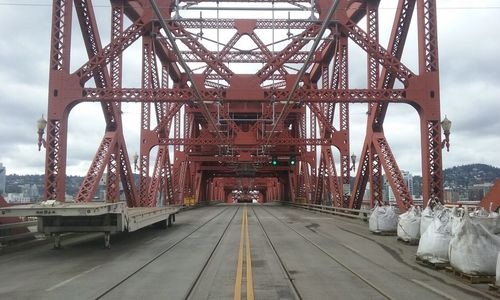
251 206 304 300
255 206 393 300
261 205 497 300
95 207 239 300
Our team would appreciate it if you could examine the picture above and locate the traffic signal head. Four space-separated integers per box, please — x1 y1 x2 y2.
290 156 296 166
271 156 278 166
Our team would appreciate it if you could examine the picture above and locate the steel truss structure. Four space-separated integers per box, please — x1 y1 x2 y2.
44 0 443 211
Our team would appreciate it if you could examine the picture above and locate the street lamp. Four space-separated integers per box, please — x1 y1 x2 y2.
350 153 357 172
36 115 47 151
441 115 452 152
133 152 139 171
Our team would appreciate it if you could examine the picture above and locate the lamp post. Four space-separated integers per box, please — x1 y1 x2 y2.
133 152 139 171
36 115 47 151
441 115 452 152
350 153 357 172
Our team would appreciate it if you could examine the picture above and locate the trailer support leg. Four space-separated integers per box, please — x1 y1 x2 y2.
53 234 62 249
104 232 111 249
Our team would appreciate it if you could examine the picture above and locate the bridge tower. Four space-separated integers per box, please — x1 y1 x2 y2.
41 0 443 211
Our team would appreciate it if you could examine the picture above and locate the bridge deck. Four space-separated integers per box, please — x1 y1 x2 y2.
0 204 496 299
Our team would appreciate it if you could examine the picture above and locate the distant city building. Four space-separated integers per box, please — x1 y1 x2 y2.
468 183 494 202
402 171 414 197
6 193 31 204
6 184 40 203
385 170 414 204
20 184 40 199
444 187 460 203
0 163 5 196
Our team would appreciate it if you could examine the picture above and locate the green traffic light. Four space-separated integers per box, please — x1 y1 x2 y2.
290 156 296 165
271 156 278 166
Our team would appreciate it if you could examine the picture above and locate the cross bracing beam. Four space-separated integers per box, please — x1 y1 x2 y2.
42 0 443 210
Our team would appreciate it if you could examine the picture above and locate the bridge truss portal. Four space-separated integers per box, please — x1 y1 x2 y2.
43 0 443 211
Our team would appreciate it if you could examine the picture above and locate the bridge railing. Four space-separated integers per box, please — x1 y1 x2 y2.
282 202 371 221
0 220 38 247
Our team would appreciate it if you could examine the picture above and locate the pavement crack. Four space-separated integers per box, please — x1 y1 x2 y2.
305 223 319 233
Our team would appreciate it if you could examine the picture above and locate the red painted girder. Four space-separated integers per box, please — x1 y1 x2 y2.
45 0 72 201
160 135 346 146
49 0 72 72
153 103 183 133
369 143 384 207
168 22 234 81
421 119 443 205
314 157 326 204
349 142 370 209
190 0 310 2
203 32 242 76
146 145 168 206
44 119 66 200
248 33 288 77
256 23 321 82
350 0 416 209
176 18 322 30
82 88 406 103
186 156 269 163
106 151 120 201
155 38 183 83
372 0 416 129
75 132 118 202
373 134 413 210
310 32 337 83
418 0 439 73
118 144 138 207
215 103 242 134
74 0 124 130
75 19 145 85
339 19 415 87
323 147 343 206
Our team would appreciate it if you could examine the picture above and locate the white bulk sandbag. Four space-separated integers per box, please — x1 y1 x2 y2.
397 206 421 243
468 207 500 233
420 206 434 236
369 205 398 232
450 207 464 236
449 215 500 275
416 209 452 263
496 252 500 286
470 207 490 217
471 215 500 234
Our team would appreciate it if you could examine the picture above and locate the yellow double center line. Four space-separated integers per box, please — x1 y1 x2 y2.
234 206 254 300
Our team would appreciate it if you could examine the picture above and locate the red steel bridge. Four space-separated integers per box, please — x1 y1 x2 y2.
39 0 445 211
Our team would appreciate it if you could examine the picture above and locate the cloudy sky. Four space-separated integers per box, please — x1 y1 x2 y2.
0 0 499 177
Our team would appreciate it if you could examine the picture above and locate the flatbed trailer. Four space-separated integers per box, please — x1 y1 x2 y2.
0 201 180 248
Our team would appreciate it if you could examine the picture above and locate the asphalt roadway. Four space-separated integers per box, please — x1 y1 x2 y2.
0 204 497 300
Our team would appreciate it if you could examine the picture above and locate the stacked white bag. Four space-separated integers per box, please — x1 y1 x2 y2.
448 213 500 275
497 252 500 287
420 203 440 236
397 206 421 243
450 207 464 236
416 208 452 263
469 208 500 234
369 204 398 233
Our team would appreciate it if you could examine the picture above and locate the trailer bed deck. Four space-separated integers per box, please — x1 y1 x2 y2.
0 201 181 248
